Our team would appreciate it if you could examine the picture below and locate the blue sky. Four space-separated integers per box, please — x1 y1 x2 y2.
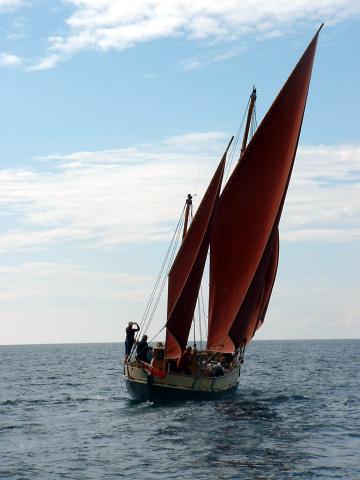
0 1 359 344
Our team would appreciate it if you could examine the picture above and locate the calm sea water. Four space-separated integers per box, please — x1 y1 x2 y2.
0 340 359 479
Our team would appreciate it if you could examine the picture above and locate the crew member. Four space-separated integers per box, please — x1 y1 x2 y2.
136 335 152 363
124 321 140 362
177 346 193 375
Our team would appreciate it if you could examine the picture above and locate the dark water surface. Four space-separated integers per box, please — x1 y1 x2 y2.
1 341 359 479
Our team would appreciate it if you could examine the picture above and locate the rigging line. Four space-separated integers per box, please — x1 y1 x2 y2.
131 219 183 361
138 204 185 332
143 210 184 336
142 239 180 336
232 96 250 159
131 219 182 356
250 103 257 139
254 104 258 129
224 96 250 183
197 295 203 350
147 324 167 346
142 227 181 337
133 324 168 361
129 206 186 359
199 283 207 342
189 204 197 347
224 127 241 182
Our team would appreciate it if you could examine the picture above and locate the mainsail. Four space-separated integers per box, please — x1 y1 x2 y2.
207 27 322 352
165 139 233 359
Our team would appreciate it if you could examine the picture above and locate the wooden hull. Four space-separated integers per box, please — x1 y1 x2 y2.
123 363 241 401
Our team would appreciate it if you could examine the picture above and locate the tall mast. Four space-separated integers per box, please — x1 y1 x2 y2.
239 86 257 161
182 194 192 240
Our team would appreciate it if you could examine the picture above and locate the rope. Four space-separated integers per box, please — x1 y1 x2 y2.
224 89 258 184
249 103 257 140
197 294 202 350
223 96 250 184
128 205 186 360
199 284 207 344
139 205 185 332
142 211 184 336
148 324 166 344
132 324 168 362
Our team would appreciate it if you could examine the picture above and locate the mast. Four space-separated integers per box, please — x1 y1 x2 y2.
182 194 193 240
239 86 257 161
165 137 233 360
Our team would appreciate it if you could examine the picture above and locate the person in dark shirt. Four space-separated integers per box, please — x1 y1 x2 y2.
124 321 140 362
136 335 152 363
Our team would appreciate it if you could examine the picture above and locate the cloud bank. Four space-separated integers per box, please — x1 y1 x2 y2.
1 136 359 344
0 134 359 253
27 0 360 69
0 262 153 344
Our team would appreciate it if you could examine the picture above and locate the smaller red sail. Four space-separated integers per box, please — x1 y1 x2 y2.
165 139 232 359
253 228 279 335
227 226 279 348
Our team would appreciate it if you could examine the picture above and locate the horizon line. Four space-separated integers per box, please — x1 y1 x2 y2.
1 338 359 347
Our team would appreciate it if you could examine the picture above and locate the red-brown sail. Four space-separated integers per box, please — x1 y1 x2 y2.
165 139 232 359
227 226 279 349
207 27 321 352
253 228 279 335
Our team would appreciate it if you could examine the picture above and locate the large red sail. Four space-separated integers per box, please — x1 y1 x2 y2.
207 28 321 352
165 139 232 359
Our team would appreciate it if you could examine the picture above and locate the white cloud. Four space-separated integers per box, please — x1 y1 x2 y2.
0 262 154 344
0 132 228 251
27 54 63 71
179 47 245 71
281 144 360 241
0 0 22 11
0 52 22 67
258 281 360 340
1 137 359 344
164 131 227 148
27 0 360 69
141 72 158 80
0 136 359 254
0 262 152 302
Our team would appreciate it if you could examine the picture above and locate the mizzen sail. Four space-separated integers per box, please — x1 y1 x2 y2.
165 139 232 359
207 27 322 352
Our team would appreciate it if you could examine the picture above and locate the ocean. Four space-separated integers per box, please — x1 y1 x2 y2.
0 340 359 479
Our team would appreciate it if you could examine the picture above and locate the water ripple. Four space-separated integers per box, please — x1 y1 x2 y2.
0 341 359 479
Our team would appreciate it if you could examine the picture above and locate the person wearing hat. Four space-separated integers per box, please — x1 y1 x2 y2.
136 334 152 363
124 321 140 362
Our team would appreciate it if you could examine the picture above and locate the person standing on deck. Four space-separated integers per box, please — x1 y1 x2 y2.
177 346 193 375
136 335 152 363
124 322 140 362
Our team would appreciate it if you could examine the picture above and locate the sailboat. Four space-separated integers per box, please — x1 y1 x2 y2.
124 26 322 401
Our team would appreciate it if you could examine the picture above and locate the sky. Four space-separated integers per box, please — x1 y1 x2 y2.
0 0 359 345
